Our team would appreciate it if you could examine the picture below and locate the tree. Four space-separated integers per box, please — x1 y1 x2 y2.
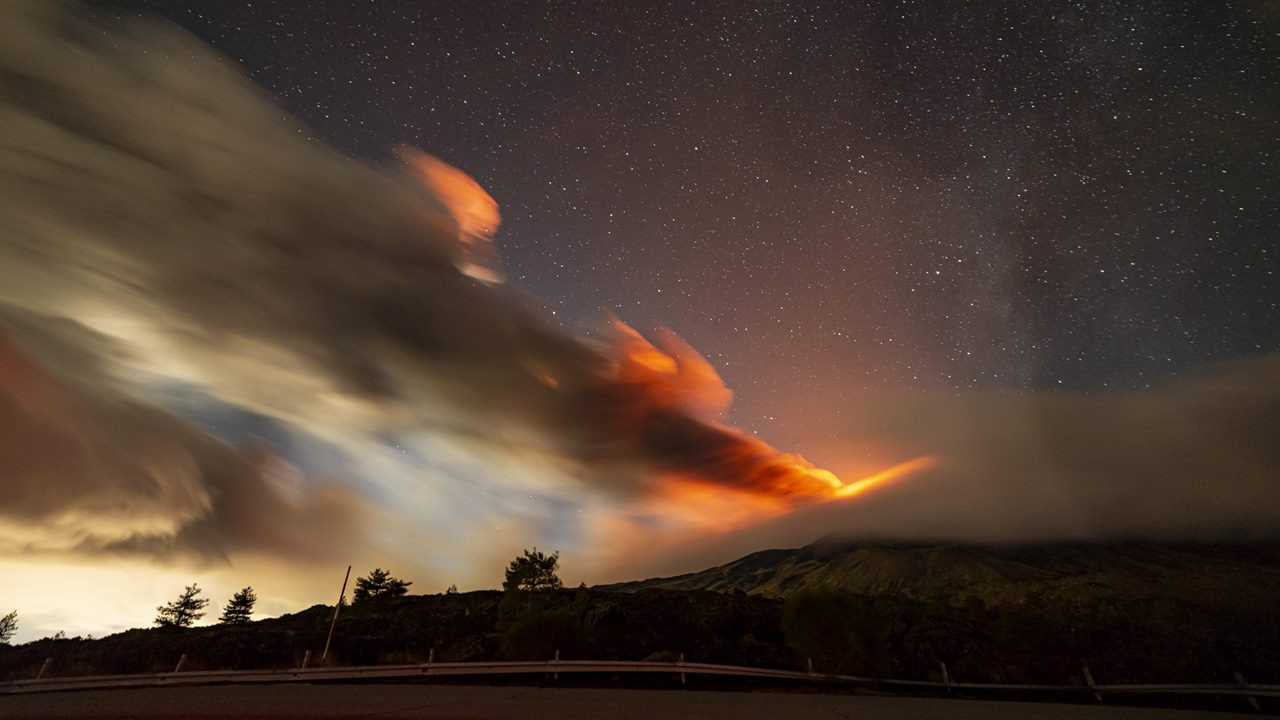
352 568 412 602
0 610 16 644
155 584 209 628
219 586 257 624
445 584 459 595
502 548 562 594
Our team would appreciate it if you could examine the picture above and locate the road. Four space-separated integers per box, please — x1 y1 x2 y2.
0 684 1248 719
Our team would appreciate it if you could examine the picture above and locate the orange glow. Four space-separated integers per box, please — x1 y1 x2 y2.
597 320 938 534
646 454 937 534
652 476 792 532
0 328 68 421
830 455 939 498
608 317 732 419
400 149 503 283
531 369 560 389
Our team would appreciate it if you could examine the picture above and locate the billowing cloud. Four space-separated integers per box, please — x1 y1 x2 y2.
0 305 373 561
0 1 842 564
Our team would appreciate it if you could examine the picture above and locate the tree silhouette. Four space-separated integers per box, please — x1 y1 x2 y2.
154 584 209 628
502 548 562 594
0 610 16 644
352 568 412 602
219 586 257 624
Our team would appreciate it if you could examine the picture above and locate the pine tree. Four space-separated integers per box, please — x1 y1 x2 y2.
154 584 209 628
0 610 16 644
352 568 412 602
219 587 257 624
502 548 562 594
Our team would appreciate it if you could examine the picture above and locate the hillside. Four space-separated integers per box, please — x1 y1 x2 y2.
0 590 788 682
600 538 1280 611
4 540 1280 690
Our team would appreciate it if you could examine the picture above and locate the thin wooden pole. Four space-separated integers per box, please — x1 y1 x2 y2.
1081 662 1101 702
36 658 52 679
320 565 351 667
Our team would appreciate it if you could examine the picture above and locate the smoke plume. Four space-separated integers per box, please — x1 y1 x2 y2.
0 1 838 560
600 353 1280 580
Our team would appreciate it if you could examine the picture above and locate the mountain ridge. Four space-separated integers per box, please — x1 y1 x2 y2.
600 537 1280 609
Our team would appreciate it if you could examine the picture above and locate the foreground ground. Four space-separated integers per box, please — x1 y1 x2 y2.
0 684 1247 720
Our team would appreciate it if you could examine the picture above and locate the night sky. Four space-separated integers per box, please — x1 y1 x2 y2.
3 1 1279 641
99 1 1279 437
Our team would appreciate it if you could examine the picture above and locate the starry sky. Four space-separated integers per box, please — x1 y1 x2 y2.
98 0 1278 442
2 1 1278 641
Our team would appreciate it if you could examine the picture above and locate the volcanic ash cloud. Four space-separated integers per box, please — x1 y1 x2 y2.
0 0 848 561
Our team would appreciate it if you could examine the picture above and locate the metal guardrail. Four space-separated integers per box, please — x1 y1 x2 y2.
2 659 1277 703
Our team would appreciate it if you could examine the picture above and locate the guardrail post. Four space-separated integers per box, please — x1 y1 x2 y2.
1081 662 1101 702
939 661 951 692
679 652 686 685
173 654 187 674
1234 672 1261 711
300 650 311 669
35 658 52 679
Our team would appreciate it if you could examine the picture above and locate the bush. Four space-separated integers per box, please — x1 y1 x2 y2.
781 588 886 675
498 606 583 660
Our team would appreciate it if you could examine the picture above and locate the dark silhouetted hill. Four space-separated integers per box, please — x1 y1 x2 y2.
3 540 1278 688
600 538 1280 613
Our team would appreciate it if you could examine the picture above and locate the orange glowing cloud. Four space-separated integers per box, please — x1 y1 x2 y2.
595 319 938 534
650 453 939 534
608 317 733 419
829 455 940 498
400 148 503 283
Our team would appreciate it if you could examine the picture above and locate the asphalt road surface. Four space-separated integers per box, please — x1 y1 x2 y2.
0 684 1249 719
